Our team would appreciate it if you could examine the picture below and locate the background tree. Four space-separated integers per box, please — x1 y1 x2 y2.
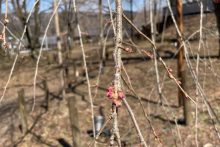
11 0 40 58
213 0 220 57
54 0 65 99
99 0 105 67
176 0 192 125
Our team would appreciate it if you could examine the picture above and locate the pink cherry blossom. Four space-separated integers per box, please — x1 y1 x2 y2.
118 91 125 99
106 86 125 107
106 86 114 99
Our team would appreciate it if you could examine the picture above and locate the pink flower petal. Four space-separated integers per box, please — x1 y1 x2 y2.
106 86 114 98
118 91 125 99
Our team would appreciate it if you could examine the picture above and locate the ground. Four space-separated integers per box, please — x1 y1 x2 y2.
0 13 220 147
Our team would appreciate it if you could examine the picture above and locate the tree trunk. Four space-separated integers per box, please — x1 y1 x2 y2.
11 0 40 58
54 0 65 99
170 0 176 7
144 0 147 25
153 0 158 37
176 0 192 125
33 0 40 49
99 0 105 67
213 1 220 57
176 0 184 106
130 0 133 39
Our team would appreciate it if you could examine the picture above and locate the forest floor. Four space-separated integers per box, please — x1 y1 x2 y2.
0 13 220 147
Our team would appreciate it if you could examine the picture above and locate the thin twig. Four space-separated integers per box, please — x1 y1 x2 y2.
123 98 148 147
195 1 204 146
122 13 197 105
72 0 96 146
121 64 162 145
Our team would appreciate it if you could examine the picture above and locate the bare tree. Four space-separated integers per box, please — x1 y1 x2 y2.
11 0 40 58
62 0 75 47
54 0 65 99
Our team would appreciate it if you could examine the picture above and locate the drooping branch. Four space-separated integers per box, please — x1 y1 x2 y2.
109 0 123 146
114 0 123 92
72 0 96 146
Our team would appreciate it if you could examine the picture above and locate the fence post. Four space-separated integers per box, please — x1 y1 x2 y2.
68 96 80 147
18 89 28 134
43 79 49 111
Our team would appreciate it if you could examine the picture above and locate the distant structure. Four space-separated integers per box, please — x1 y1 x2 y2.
164 0 214 16
153 0 215 36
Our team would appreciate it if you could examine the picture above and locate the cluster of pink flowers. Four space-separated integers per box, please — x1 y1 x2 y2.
106 86 125 107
